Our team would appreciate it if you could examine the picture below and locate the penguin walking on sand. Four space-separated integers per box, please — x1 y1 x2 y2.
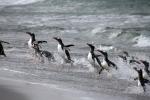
87 43 104 74
97 49 118 70
133 67 150 92
0 40 9 57
53 37 74 63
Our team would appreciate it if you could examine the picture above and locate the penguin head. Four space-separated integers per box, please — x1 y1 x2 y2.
87 43 95 51
26 32 35 39
53 37 63 44
122 51 129 57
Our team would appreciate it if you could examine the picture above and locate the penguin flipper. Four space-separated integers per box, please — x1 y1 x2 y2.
129 60 141 64
109 60 118 69
65 44 75 47
37 41 47 44
95 56 102 67
144 79 150 84
95 54 102 58
0 41 10 44
65 50 72 62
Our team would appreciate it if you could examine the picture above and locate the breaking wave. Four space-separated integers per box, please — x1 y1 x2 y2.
0 0 44 6
133 35 150 47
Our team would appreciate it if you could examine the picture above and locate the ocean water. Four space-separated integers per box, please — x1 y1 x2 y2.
0 0 150 99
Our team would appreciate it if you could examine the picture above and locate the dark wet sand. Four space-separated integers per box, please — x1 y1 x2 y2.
0 77 150 100
0 85 28 100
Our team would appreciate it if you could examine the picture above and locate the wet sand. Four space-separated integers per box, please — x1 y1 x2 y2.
0 77 136 100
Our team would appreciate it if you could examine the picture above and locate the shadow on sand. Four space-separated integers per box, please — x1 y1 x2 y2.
0 85 28 100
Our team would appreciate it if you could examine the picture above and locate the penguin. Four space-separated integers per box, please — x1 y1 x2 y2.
118 51 130 62
140 60 150 77
26 32 47 49
133 67 150 92
0 40 9 57
32 41 54 62
97 49 118 70
26 32 36 49
53 37 74 63
130 59 150 78
41 50 55 62
87 43 104 74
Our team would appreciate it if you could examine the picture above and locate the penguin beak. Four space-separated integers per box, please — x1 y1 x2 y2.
53 37 58 40
53 37 60 41
26 32 32 36
86 43 91 47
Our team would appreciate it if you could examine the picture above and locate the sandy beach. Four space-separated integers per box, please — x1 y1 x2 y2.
0 77 149 100
0 77 103 100
0 77 93 100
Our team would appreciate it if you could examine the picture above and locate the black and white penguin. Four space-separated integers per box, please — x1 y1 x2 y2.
140 60 150 77
87 43 104 74
26 32 36 49
97 49 118 70
53 37 74 63
118 51 130 62
26 32 47 48
41 50 55 62
0 40 9 57
130 59 150 78
133 67 150 92
32 41 54 62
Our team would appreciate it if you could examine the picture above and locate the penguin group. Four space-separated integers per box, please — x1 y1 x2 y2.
118 51 150 91
1 32 150 92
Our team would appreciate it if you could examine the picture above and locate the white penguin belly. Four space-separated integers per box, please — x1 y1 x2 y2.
143 69 148 78
28 38 32 49
102 59 108 69
138 79 141 86
58 44 65 58
88 52 94 64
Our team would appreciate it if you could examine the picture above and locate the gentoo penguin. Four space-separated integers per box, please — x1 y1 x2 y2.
97 49 118 70
26 32 47 48
130 59 150 78
41 50 55 62
32 41 47 56
0 40 9 57
87 43 104 74
140 60 150 77
118 51 129 62
133 67 150 92
53 37 74 63
32 41 54 62
26 32 36 49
